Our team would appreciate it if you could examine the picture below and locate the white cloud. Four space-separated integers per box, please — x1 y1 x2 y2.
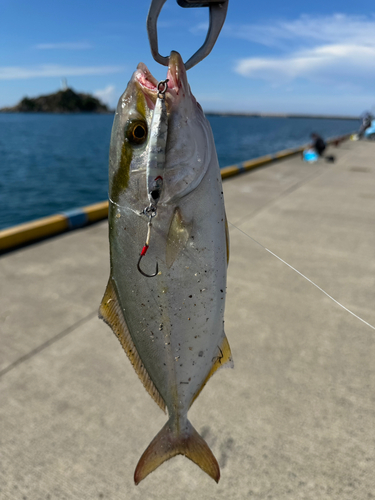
35 42 93 50
276 13 375 45
94 84 117 107
226 14 375 47
232 14 375 86
236 44 375 83
0 65 124 80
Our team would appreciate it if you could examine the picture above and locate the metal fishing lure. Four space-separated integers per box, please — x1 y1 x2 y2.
137 79 169 277
146 79 169 206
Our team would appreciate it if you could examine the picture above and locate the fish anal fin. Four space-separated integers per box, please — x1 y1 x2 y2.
134 418 220 485
190 334 233 409
166 207 192 268
99 278 166 413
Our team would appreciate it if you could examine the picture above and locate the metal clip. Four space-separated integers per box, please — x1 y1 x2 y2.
147 0 229 70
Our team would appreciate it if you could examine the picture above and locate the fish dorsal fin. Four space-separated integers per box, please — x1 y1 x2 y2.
189 334 233 409
99 278 166 413
166 207 192 268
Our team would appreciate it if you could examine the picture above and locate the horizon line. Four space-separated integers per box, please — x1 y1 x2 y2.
204 111 360 120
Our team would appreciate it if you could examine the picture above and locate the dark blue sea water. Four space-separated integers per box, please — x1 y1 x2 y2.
0 113 357 230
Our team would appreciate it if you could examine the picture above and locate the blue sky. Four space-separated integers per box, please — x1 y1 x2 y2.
1 0 375 115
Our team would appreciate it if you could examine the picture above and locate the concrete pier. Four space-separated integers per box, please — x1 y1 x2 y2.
1 140 374 499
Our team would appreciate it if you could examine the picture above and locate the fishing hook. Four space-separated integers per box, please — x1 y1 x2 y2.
137 250 159 278
137 212 159 278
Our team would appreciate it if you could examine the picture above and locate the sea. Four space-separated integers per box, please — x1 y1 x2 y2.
0 113 358 230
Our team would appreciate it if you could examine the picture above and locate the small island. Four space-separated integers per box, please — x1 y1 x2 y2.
0 88 112 114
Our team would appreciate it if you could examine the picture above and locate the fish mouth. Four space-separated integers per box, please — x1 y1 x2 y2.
135 51 190 109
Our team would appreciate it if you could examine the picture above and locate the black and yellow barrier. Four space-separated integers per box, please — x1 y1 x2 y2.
0 133 352 253
221 150 300 179
220 133 351 180
0 201 109 253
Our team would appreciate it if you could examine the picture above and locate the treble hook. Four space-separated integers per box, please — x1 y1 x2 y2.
137 215 159 278
137 246 159 278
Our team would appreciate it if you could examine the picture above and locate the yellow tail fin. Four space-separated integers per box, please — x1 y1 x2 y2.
134 418 220 484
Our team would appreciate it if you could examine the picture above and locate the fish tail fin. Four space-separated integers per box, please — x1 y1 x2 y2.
134 418 220 485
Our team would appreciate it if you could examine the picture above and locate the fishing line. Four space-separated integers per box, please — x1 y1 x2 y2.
228 221 375 331
109 197 143 217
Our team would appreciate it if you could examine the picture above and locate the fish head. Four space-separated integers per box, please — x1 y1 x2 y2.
109 51 215 208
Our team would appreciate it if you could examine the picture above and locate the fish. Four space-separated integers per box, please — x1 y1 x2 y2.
99 51 233 484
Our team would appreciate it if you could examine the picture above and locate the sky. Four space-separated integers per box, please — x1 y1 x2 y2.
1 0 375 115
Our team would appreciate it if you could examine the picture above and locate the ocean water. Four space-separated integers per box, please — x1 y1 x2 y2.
0 113 357 230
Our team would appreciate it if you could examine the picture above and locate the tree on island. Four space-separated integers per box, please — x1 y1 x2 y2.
0 87 112 113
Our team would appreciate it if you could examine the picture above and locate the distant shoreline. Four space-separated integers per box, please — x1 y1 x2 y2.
205 112 360 120
0 110 114 115
0 110 359 120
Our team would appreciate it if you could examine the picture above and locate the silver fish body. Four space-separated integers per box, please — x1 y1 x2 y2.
100 51 232 484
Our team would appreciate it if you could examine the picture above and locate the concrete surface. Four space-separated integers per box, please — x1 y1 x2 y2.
1 141 374 499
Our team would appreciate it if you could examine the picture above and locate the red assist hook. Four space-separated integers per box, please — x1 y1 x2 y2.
137 216 159 278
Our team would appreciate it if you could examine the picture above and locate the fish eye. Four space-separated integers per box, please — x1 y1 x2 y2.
133 125 146 139
126 121 147 145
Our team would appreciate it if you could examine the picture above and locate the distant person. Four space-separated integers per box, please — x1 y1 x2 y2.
358 113 372 138
304 133 335 163
311 133 326 156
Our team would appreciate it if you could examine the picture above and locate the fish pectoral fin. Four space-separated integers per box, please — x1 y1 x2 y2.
190 333 233 409
99 277 166 413
134 418 220 485
166 207 192 268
